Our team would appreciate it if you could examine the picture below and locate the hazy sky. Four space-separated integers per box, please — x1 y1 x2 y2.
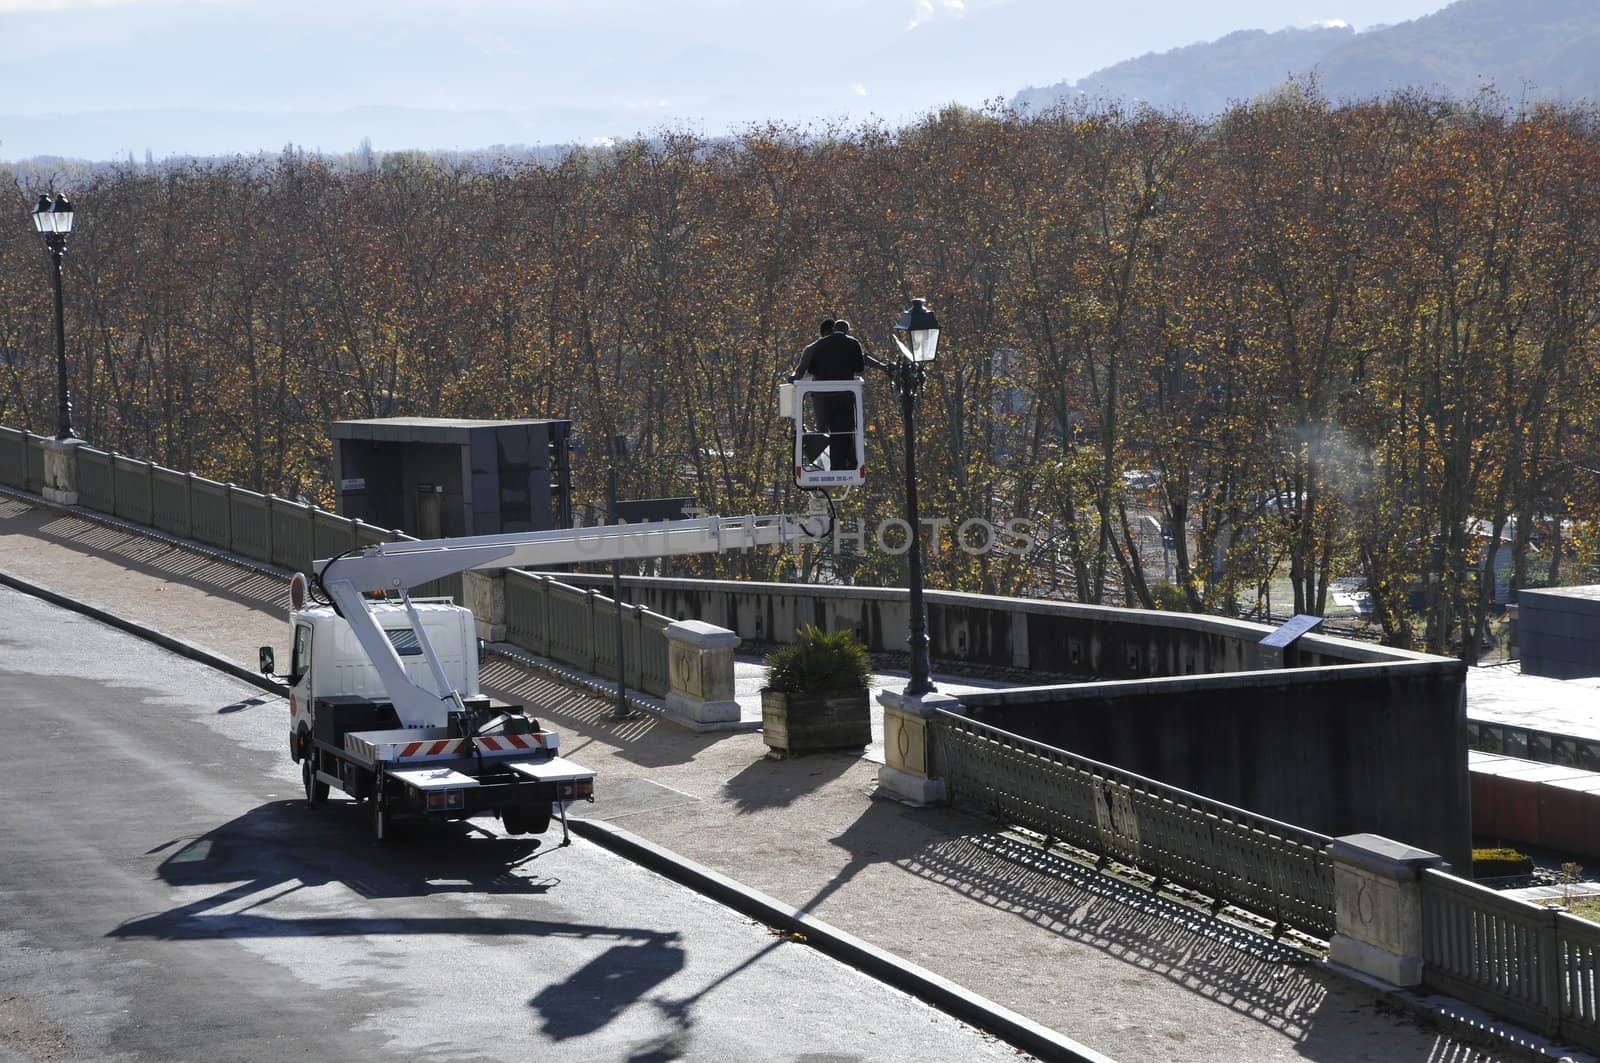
0 0 1456 160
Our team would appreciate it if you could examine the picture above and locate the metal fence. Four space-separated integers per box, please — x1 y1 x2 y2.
932 711 1338 938
504 569 673 698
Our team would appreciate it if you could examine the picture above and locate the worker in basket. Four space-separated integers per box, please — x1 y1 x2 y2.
791 317 879 471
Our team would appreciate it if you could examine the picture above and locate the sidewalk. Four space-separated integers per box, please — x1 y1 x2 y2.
0 493 1543 1062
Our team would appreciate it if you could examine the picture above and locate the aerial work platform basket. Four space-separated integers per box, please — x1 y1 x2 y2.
779 378 865 488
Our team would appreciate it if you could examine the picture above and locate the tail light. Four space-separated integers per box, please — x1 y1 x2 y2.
559 779 595 800
425 789 465 812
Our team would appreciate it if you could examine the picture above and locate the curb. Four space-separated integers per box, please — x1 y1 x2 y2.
568 816 1114 1063
0 567 286 698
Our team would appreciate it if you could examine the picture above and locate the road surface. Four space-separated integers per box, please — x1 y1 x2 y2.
0 587 1028 1062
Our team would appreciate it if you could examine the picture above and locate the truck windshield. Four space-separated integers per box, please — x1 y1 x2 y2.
385 628 423 656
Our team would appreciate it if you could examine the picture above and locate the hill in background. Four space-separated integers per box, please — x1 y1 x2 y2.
1014 0 1600 114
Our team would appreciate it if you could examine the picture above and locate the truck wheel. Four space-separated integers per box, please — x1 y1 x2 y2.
303 756 329 806
503 805 550 836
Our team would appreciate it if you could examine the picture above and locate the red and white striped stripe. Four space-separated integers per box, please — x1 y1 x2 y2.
398 738 470 758
474 732 557 754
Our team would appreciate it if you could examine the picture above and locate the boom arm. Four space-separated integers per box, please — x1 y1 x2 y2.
317 513 823 727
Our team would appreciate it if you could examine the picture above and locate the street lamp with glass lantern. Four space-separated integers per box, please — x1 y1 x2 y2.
873 297 962 806
32 193 77 440
887 298 940 697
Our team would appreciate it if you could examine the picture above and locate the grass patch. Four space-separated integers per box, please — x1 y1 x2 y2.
1559 897 1600 922
1473 847 1533 878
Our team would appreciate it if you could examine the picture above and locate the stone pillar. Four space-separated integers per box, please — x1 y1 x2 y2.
1328 833 1448 987
462 569 506 642
664 619 741 729
39 437 81 506
877 689 964 805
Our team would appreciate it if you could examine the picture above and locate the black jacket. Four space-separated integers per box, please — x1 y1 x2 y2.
792 332 865 381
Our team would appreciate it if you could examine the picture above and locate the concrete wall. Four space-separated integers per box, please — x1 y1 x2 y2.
956 661 1471 870
1519 586 1600 680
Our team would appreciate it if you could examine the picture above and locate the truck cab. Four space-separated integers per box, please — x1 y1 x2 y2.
283 598 478 756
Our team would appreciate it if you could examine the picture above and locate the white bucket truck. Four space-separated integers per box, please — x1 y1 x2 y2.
261 514 822 841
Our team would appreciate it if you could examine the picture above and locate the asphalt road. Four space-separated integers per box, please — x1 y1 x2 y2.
0 587 1027 1063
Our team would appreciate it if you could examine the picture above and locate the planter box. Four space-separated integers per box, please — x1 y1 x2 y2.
762 689 870 753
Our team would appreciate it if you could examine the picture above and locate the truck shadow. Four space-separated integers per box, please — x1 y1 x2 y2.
108 799 671 947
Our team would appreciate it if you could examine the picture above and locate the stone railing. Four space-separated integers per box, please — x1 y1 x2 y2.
536 571 1418 675
1418 866 1600 1051
501 570 673 697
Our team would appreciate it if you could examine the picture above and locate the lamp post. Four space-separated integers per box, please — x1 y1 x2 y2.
875 298 959 807
32 193 76 440
888 298 939 697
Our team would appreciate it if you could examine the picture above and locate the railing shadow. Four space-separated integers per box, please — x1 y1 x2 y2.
481 658 722 770
26 507 288 613
880 829 1505 1059
901 832 1325 1029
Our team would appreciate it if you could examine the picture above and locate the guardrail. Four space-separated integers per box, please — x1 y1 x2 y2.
931 710 1337 938
504 570 673 698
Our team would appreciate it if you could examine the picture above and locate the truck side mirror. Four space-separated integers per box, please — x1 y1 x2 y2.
259 646 276 676
477 637 488 665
